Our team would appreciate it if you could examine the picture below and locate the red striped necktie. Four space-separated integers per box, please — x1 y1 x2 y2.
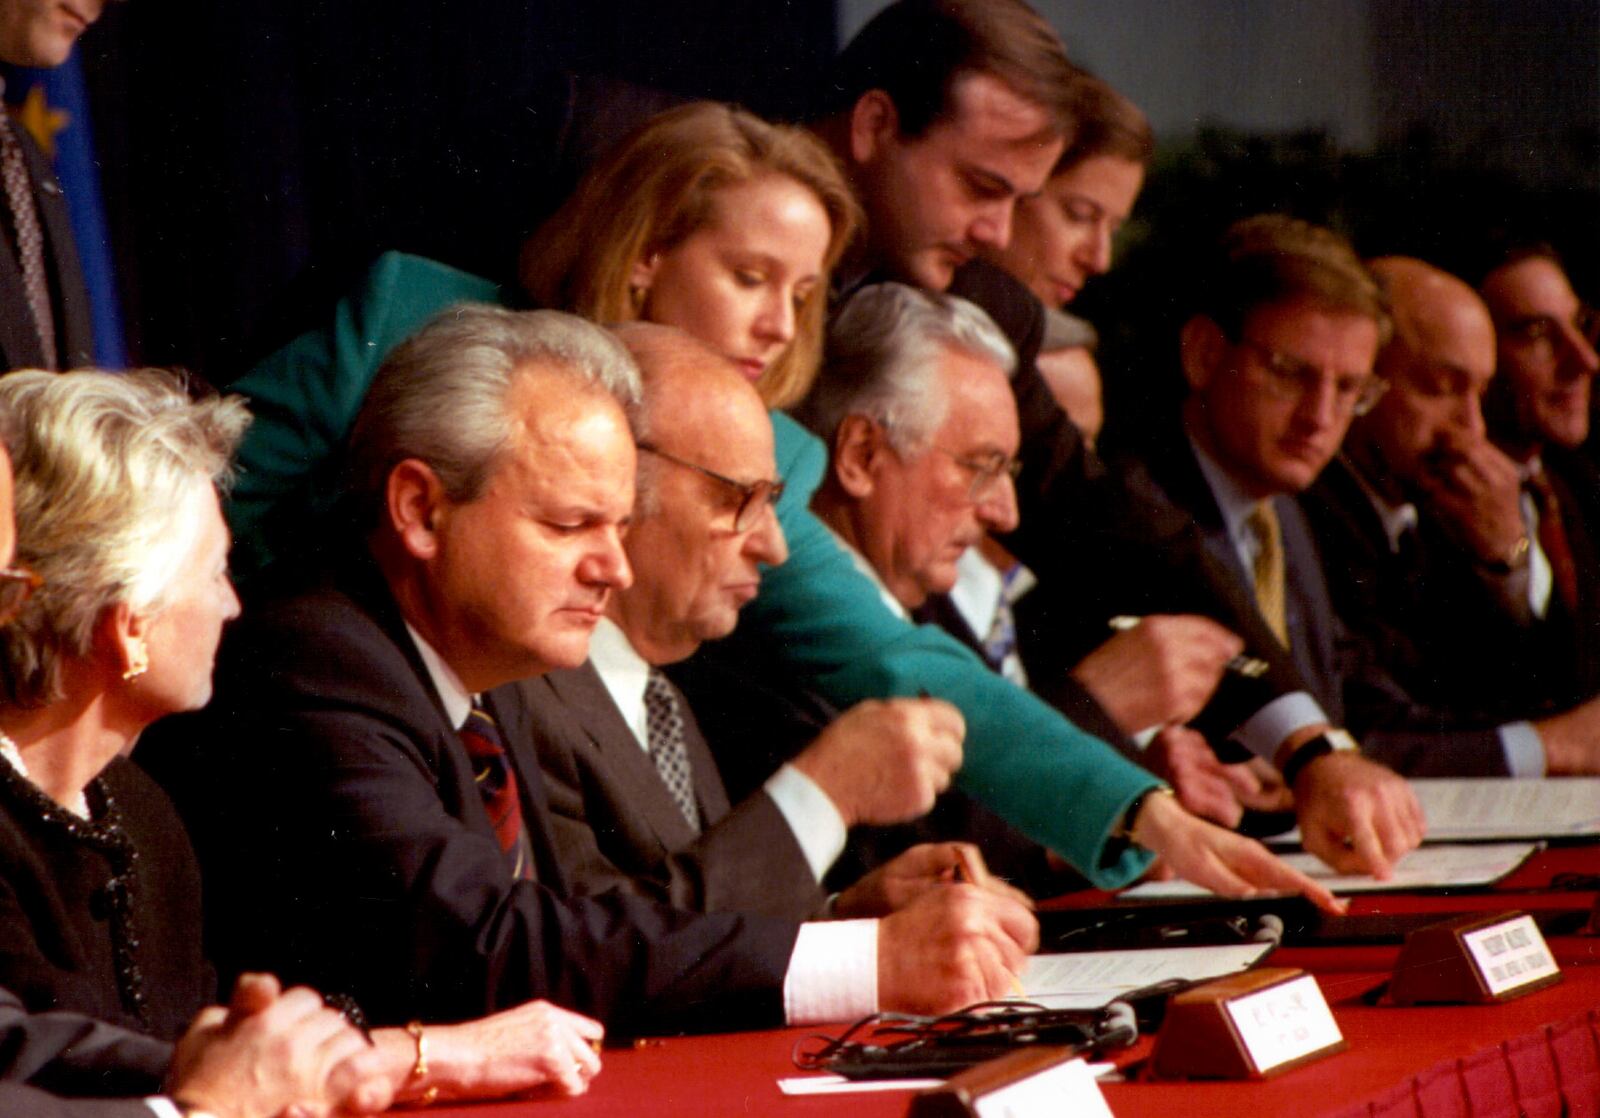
459 698 534 880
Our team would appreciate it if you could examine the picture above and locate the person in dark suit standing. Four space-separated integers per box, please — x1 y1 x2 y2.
807 0 1420 875
1303 257 1600 774
148 304 1038 1034
530 322 1039 920
0 0 100 371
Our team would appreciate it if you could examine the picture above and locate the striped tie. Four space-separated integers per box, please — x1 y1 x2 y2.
459 698 534 880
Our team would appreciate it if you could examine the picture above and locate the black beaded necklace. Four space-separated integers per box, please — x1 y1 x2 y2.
0 748 148 1030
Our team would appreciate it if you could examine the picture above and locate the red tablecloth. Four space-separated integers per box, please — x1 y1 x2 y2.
421 846 1600 1117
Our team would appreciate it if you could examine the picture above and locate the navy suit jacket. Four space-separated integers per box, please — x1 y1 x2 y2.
140 551 796 1034
1124 425 1514 777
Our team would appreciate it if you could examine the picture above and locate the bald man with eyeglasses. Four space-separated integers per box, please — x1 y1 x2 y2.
523 321 1023 928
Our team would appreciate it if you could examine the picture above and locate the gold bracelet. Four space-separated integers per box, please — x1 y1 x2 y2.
405 1021 440 1106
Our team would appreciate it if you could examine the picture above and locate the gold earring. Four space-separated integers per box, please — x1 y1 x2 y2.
628 283 647 311
122 643 148 682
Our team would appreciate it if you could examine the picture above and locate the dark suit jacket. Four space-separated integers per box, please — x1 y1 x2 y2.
1125 424 1515 776
139 552 796 1034
523 663 827 921
0 985 169 1114
1533 447 1600 707
0 124 92 372
1301 457 1559 722
946 260 1299 745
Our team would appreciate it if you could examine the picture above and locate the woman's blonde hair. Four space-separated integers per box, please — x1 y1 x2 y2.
0 369 250 708
521 101 862 409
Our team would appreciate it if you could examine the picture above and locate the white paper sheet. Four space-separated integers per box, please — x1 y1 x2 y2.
777 1064 1118 1095
1409 778 1600 840
1015 942 1273 1009
1270 779 1600 846
1121 841 1538 900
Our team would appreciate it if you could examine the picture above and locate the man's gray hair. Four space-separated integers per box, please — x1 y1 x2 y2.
0 369 250 709
796 283 1015 454
348 304 643 517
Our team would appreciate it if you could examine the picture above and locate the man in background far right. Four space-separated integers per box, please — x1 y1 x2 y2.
1477 245 1600 711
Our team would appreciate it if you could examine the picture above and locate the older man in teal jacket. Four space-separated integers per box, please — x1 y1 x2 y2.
223 250 1338 903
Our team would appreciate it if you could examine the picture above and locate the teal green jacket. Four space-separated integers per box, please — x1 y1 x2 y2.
227 252 1160 887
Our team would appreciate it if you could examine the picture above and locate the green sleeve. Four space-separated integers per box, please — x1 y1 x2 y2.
755 412 1159 887
226 252 503 579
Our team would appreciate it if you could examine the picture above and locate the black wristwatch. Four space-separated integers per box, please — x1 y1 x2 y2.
1280 728 1359 787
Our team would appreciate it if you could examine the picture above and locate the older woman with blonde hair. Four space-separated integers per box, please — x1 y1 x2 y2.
0 369 610 1107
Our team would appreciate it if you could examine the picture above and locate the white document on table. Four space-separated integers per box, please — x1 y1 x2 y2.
1120 841 1539 900
1015 942 1273 1009
776 1064 1118 1095
1409 778 1600 840
1269 779 1600 846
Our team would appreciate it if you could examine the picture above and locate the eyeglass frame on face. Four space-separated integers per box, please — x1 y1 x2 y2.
0 564 41 626
1233 336 1389 417
635 443 785 532
929 446 1023 503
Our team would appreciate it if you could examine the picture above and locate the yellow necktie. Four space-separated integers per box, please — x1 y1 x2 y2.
1247 501 1288 647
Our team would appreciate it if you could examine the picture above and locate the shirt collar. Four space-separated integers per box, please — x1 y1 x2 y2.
1339 455 1418 553
823 523 910 620
0 738 90 820
1187 430 1270 556
586 617 653 740
405 621 473 730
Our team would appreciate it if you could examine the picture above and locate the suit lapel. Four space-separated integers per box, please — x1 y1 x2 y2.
544 663 704 849
338 549 564 885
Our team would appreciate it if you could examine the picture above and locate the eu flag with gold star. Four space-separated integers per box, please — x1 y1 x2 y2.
3 55 125 367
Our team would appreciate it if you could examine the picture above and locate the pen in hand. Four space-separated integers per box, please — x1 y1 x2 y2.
1107 615 1270 679
947 848 1028 999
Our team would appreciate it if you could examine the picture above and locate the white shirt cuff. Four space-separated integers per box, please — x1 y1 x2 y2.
783 919 879 1025
764 763 849 881
144 1099 183 1118
1500 721 1547 777
1229 692 1330 761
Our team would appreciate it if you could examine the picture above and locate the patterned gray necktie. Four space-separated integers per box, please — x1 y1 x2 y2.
643 668 699 832
0 114 56 369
